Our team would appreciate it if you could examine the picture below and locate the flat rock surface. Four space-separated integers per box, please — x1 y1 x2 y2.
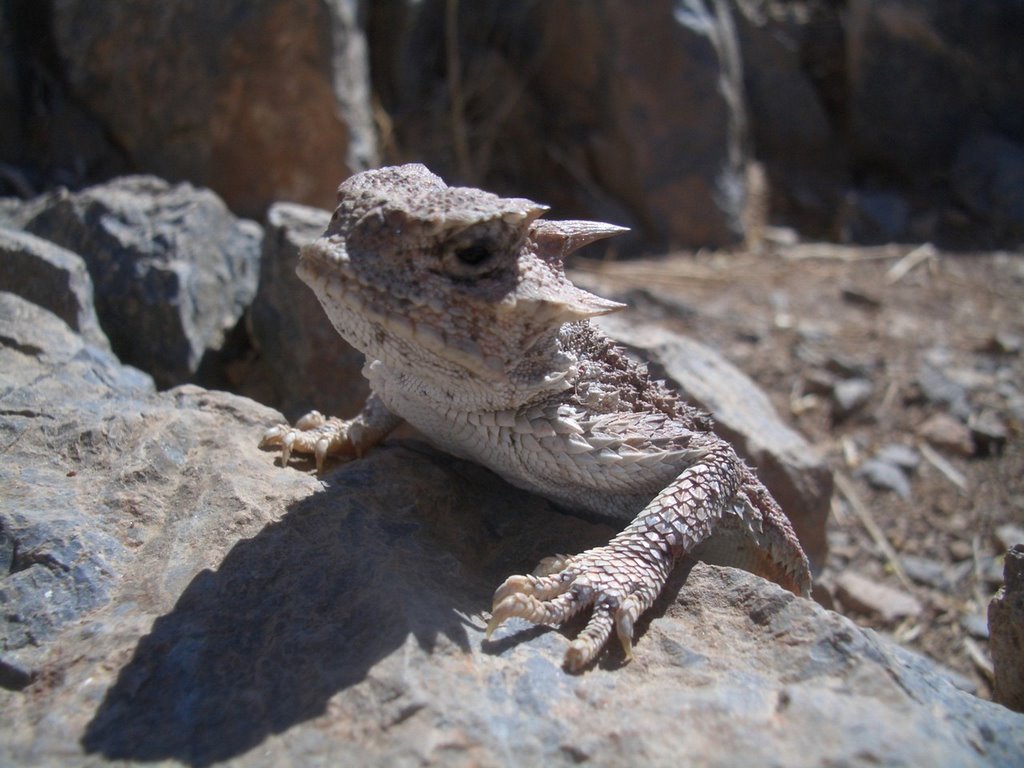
2 293 1022 767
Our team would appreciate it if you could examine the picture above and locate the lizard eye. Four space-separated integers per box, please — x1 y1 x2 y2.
442 233 505 279
454 241 493 266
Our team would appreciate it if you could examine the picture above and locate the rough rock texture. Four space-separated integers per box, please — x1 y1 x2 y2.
0 227 110 351
989 545 1024 712
0 291 153 676
596 314 832 570
0 0 130 195
246 202 369 419
2 263 1023 766
1 0 377 216
731 1 848 238
952 132 1024 239
16 176 262 388
370 0 749 252
847 0 1024 181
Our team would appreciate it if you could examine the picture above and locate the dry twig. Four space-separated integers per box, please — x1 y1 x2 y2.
919 442 968 493
886 243 937 284
834 472 915 592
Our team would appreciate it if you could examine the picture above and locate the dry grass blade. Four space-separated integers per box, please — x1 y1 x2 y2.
964 636 994 682
919 442 968 492
886 243 937 284
445 0 473 183
834 472 915 592
780 243 907 262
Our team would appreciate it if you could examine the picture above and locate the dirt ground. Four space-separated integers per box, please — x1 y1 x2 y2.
574 239 1024 699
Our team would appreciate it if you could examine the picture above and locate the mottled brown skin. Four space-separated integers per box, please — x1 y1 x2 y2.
262 164 812 671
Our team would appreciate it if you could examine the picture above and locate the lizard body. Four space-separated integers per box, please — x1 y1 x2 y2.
261 163 811 670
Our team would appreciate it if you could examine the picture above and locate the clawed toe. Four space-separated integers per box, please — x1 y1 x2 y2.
563 594 642 670
486 591 581 638
294 410 327 430
259 423 287 448
258 411 353 471
491 569 574 607
565 604 615 670
485 547 665 671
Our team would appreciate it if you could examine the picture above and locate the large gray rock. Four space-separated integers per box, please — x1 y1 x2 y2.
246 202 369 420
19 176 262 388
2 287 1023 766
0 227 110 351
0 291 153 681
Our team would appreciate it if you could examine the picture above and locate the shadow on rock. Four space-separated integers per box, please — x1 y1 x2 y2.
80 446 548 766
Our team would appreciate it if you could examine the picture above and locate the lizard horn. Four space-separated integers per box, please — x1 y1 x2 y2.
531 219 629 260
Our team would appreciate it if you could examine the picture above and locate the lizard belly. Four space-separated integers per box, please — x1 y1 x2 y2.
370 372 683 521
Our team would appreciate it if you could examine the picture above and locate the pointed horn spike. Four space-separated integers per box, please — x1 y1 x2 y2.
505 198 550 220
566 288 627 318
516 285 626 324
531 219 629 257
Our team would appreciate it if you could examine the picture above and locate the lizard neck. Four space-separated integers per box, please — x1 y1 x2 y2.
366 323 583 415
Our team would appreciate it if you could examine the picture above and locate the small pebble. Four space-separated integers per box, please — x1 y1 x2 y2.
980 331 1022 355
900 554 950 590
916 413 973 456
857 458 912 499
960 612 990 640
875 444 920 471
833 378 874 417
835 571 922 622
995 524 1024 552
916 365 970 419
969 411 1008 456
948 541 973 560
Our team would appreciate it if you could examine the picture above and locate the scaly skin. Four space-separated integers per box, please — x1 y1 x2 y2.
261 163 811 671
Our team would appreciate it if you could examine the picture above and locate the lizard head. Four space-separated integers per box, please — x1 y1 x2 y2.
298 163 626 387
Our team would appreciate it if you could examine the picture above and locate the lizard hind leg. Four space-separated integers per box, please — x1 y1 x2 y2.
694 478 813 598
484 442 810 671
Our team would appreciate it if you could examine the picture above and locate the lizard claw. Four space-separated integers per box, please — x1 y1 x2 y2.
485 543 671 671
259 410 353 470
486 591 581 639
490 566 575 607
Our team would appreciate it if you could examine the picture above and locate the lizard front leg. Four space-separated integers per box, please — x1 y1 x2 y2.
260 393 402 471
486 441 811 671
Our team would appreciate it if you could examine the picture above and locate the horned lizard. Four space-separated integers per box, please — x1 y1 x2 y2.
261 163 811 671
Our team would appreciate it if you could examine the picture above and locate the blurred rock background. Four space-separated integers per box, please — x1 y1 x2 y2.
2 0 1022 252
